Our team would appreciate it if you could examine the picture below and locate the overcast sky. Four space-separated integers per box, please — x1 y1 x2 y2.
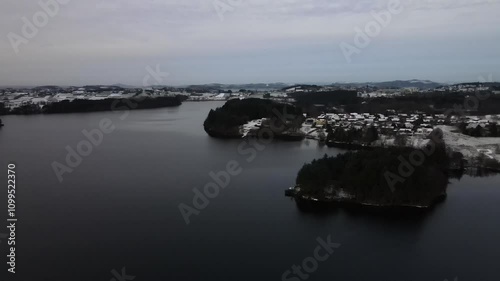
1 0 499 86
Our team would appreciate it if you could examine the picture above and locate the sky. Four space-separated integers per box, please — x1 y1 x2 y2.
1 0 499 86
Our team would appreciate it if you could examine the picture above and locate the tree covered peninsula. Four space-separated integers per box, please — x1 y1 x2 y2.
203 98 305 139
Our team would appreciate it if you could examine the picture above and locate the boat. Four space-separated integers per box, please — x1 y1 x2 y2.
285 187 295 197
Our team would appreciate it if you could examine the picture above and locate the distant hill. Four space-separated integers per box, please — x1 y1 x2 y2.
32 86 64 91
111 83 139 89
80 85 126 92
225 83 289 90
452 82 500 87
16 80 500 92
183 83 289 91
282 84 322 91
331 80 443 90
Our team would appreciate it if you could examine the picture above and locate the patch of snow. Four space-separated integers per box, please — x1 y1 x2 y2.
437 125 500 161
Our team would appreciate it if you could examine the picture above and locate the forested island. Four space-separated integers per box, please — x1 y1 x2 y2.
288 134 454 209
203 98 305 139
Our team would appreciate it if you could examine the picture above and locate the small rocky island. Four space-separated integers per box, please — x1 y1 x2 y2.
203 98 305 140
287 133 454 209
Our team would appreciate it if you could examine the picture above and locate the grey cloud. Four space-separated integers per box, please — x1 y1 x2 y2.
1 0 499 86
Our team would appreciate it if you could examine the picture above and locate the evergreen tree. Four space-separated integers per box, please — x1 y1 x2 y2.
490 123 498 137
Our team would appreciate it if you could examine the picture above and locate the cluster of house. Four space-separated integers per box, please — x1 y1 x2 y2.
187 93 233 101
302 111 500 139
435 84 494 93
357 89 420 98
304 112 446 137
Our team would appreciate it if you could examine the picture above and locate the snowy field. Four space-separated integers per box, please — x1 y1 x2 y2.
437 125 500 161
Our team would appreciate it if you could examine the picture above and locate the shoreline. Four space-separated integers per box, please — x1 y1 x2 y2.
286 188 448 210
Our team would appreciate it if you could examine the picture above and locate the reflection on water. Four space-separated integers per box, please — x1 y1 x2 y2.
293 195 447 221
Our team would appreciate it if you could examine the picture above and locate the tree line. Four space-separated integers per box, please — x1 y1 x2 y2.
1 96 182 115
457 122 499 137
291 90 500 115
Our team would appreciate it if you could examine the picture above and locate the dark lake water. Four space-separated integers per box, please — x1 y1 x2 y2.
0 102 499 281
